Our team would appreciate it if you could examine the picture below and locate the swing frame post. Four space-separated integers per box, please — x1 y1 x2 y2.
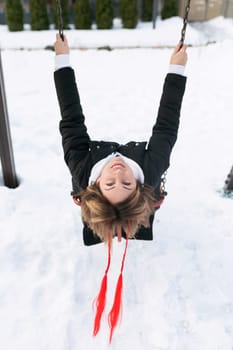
224 165 233 192
0 48 18 189
152 0 158 29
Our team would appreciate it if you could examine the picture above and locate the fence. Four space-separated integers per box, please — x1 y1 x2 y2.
1 0 232 25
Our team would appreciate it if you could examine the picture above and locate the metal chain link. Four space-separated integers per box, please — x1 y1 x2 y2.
161 171 167 196
56 0 64 41
180 0 191 46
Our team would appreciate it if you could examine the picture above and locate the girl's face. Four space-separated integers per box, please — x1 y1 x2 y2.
97 157 137 204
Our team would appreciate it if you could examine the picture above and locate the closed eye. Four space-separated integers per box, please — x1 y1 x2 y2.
103 182 133 191
122 182 131 186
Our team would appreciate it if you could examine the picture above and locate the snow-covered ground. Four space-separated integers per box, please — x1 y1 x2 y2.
0 17 233 350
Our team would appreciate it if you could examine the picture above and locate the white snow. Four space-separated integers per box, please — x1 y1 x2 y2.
0 16 233 350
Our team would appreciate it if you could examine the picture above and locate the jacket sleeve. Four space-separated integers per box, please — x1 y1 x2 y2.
54 67 90 174
144 73 186 187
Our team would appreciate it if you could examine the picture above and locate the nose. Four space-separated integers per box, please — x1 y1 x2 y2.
111 172 124 185
112 167 125 176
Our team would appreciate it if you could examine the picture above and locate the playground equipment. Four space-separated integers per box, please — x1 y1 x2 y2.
0 48 18 188
224 165 233 192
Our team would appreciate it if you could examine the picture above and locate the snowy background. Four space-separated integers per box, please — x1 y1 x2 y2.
0 16 233 350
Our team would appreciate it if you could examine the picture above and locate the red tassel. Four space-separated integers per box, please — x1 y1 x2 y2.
93 223 130 343
93 273 108 336
93 240 111 337
108 230 129 343
108 273 123 343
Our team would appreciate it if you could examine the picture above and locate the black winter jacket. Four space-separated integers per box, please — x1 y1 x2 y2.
54 67 186 245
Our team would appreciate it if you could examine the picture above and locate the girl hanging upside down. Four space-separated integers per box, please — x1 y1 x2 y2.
54 34 187 246
54 34 188 343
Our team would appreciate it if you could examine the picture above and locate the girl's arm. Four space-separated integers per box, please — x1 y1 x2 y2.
144 45 188 187
54 35 90 174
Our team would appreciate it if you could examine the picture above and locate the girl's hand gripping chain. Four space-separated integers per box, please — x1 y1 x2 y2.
54 33 70 55
170 44 188 66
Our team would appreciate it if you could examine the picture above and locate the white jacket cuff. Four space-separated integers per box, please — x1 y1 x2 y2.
168 64 186 76
54 54 70 71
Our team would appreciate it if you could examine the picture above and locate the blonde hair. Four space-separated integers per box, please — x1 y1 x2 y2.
78 183 155 243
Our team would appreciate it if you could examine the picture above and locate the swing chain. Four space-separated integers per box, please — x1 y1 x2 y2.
180 0 191 46
56 0 64 41
161 171 167 197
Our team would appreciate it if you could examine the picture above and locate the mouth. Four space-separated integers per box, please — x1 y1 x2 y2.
111 163 124 168
110 156 126 169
